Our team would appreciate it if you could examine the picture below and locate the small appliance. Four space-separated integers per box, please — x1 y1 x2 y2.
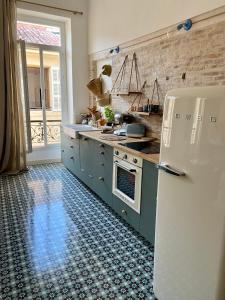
126 123 146 138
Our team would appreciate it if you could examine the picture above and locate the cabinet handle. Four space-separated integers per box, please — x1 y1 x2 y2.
122 209 127 215
98 177 104 181
70 156 74 160
100 151 104 155
100 163 104 166
61 149 64 152
70 145 74 149
83 137 88 141
70 137 74 140
99 144 104 148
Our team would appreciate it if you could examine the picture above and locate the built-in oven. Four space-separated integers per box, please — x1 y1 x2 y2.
113 148 142 213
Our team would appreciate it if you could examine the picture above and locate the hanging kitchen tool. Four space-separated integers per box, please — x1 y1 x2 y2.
87 76 102 97
87 66 113 107
111 52 143 96
102 64 112 76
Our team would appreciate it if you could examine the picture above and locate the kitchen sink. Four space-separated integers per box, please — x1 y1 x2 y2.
118 141 160 154
63 124 101 139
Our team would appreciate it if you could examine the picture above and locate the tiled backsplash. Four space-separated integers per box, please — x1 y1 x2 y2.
89 10 225 136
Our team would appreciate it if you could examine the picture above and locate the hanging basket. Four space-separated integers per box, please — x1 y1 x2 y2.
87 77 102 97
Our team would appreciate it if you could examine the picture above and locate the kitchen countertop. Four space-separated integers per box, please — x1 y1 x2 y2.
79 131 160 165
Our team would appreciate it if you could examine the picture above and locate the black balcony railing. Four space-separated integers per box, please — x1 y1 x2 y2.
31 120 61 144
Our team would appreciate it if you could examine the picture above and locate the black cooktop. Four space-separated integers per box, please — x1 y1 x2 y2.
118 141 160 154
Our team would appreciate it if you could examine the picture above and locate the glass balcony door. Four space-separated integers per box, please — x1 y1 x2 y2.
25 45 62 150
17 18 66 163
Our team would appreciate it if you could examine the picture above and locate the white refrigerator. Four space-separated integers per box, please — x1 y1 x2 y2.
154 86 225 300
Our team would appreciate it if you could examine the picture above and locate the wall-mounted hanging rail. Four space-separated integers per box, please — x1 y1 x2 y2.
17 0 83 15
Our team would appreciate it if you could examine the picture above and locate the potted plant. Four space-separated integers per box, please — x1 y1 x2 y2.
103 106 115 126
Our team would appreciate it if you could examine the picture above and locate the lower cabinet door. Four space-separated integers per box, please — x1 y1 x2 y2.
112 195 140 231
93 142 113 206
139 160 158 245
61 148 71 170
61 133 80 176
79 136 95 189
94 171 112 206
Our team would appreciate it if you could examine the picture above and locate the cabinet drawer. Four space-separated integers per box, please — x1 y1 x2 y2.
112 195 140 231
61 132 79 146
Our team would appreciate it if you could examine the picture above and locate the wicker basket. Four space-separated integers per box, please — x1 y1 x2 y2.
87 77 102 96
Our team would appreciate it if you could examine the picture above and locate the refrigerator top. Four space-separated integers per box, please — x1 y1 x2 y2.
160 85 225 167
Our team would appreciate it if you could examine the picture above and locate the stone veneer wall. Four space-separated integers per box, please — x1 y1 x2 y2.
89 9 225 136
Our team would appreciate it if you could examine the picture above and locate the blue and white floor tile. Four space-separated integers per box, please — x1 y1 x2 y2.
0 163 155 299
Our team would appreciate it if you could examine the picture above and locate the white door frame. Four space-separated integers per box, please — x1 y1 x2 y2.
17 39 33 153
17 15 68 143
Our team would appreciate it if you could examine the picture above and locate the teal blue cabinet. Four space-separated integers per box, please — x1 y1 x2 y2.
79 136 95 188
93 142 113 206
61 132 80 175
112 195 140 231
61 130 158 244
79 136 113 206
139 160 158 244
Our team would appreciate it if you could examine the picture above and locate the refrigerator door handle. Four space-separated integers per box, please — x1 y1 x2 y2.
157 162 186 177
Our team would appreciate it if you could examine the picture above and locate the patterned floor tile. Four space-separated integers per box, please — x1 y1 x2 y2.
0 163 156 299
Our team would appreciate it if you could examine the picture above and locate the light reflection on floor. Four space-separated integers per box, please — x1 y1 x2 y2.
27 180 78 271
0 163 155 299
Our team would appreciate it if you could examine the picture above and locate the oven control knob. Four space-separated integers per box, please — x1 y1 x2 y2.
115 150 119 155
123 154 128 159
133 158 138 164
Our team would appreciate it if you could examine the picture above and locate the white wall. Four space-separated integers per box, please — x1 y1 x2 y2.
88 0 225 54
17 0 89 123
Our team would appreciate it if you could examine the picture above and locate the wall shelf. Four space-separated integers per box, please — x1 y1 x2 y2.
134 112 150 116
133 111 163 117
111 91 143 97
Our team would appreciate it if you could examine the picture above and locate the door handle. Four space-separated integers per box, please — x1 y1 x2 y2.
114 161 137 174
157 162 185 177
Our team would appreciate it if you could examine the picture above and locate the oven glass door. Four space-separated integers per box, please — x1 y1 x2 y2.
113 158 142 213
117 166 135 201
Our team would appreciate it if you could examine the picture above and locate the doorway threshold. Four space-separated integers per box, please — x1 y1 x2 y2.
27 144 61 165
